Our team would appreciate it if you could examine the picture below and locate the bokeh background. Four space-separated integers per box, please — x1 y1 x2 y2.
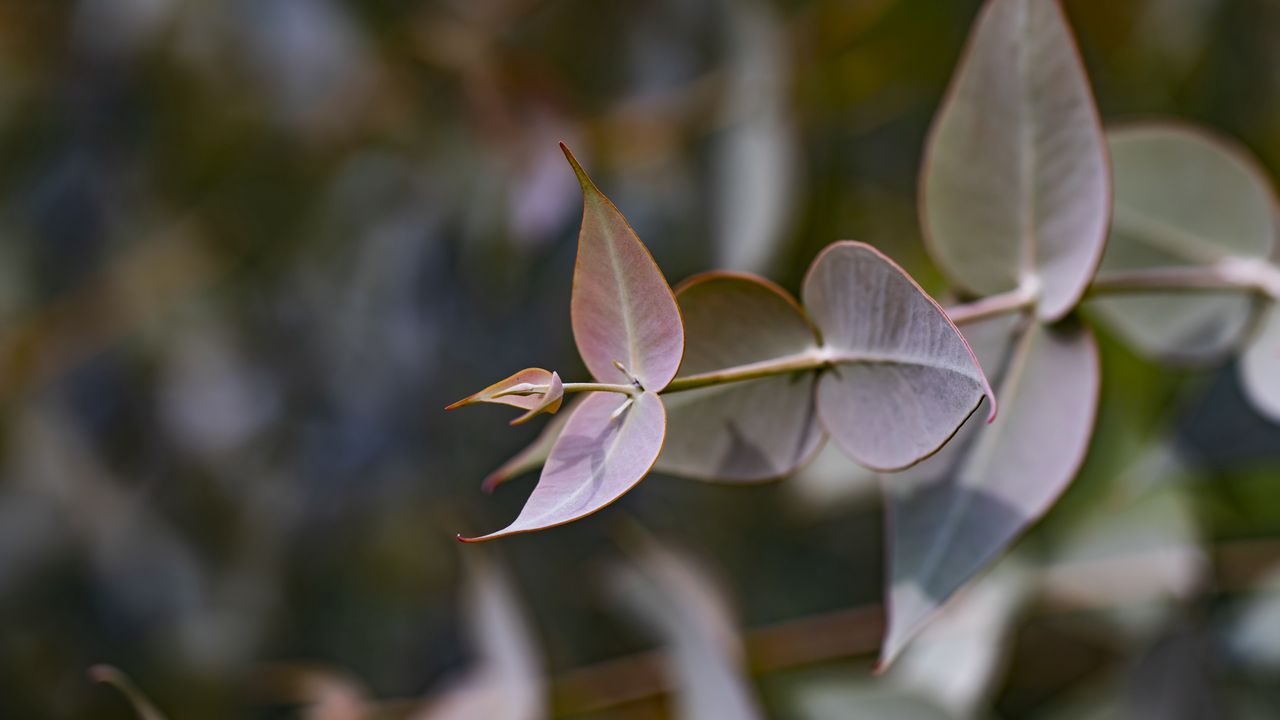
3 0 1280 717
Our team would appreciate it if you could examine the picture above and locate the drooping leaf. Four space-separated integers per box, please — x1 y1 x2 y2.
1241 304 1280 422
887 556 1034 717
446 368 564 425
921 0 1109 321
1090 124 1277 362
481 398 577 493
609 532 763 720
802 241 995 472
658 272 824 482
562 144 685 391
89 665 169 720
460 392 665 542
416 554 545 719
882 318 1099 667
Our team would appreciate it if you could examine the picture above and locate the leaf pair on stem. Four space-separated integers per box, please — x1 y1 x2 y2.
449 145 996 542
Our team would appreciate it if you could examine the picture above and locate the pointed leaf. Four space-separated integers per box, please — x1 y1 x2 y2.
563 144 685 391
1241 304 1280 423
447 367 564 424
802 241 995 472
887 557 1034 717
460 392 665 541
658 272 824 482
921 0 1109 321
1090 124 1277 362
512 373 563 426
882 319 1099 667
609 534 763 720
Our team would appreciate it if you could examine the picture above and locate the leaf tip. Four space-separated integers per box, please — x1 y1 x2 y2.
559 142 594 192
87 664 116 684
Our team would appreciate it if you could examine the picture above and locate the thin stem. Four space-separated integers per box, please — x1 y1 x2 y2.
561 382 637 395
550 259 1280 402
661 350 828 394
945 286 1037 325
1089 258 1280 300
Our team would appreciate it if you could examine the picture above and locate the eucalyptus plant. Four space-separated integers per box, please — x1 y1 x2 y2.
448 0 1280 668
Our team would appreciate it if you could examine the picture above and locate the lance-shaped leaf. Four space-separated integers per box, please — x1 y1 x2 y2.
887 556 1034 717
1090 124 1278 362
562 144 684 391
882 318 1099 667
460 392 665 542
921 0 1109 321
658 272 824 482
1242 304 1280 423
608 533 764 720
447 368 564 425
417 554 545 719
803 242 995 472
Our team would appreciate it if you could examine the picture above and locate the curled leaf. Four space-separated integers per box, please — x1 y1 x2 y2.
562 143 685 392
921 0 1110 321
1090 123 1278 362
446 368 564 425
460 391 666 542
658 272 824 482
802 241 995 472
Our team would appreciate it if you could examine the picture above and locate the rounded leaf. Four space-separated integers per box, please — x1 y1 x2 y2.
460 391 666 541
563 144 685 391
1090 123 1278 362
802 242 995 472
921 0 1109 321
658 272 824 482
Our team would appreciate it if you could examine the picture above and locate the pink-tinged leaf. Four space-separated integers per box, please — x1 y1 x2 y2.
609 533 763 720
89 665 169 720
481 397 579 493
562 144 685 391
512 372 563 426
460 392 665 541
658 272 824 482
921 0 1109 321
446 368 564 425
881 319 1099 667
802 241 995 472
1090 123 1278 363
1242 304 1280 423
